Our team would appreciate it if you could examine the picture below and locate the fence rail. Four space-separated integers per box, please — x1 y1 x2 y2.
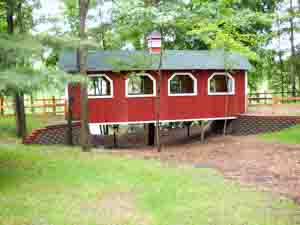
248 92 300 105
0 96 67 117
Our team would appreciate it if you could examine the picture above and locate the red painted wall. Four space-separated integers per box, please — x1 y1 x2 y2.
69 70 246 124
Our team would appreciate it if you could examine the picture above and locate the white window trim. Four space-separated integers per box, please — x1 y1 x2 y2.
208 72 235 96
88 74 114 99
168 73 198 97
125 73 156 98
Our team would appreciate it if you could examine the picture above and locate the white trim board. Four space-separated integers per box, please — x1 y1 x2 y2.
88 74 114 99
168 72 198 97
125 73 156 98
207 72 235 96
88 117 237 126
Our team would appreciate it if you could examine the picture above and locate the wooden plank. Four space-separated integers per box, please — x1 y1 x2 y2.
273 97 300 103
52 96 56 115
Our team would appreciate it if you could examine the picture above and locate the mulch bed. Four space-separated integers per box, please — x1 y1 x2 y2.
107 135 300 205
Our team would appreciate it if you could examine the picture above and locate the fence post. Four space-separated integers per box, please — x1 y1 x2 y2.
30 95 34 114
264 91 267 104
0 97 4 116
272 97 277 115
64 99 67 117
43 98 46 115
52 96 56 115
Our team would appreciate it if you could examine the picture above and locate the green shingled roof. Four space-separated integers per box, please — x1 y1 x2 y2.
59 50 252 72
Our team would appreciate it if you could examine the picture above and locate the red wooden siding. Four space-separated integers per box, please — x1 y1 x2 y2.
69 70 246 124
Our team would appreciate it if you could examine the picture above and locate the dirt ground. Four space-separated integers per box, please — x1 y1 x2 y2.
248 104 300 116
108 135 300 205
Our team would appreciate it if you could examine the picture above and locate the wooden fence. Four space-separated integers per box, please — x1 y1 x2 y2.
248 92 300 105
0 96 67 117
271 96 300 114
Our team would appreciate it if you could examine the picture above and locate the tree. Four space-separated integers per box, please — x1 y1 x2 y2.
288 0 297 96
6 0 27 139
2 0 38 139
272 0 300 95
0 0 84 141
79 0 91 151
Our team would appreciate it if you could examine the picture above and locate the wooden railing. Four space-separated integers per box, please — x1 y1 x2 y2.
271 96 300 114
0 96 67 117
248 92 300 105
272 96 300 104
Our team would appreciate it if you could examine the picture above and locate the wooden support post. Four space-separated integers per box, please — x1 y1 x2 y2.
99 125 103 135
223 119 228 136
113 125 118 148
185 122 192 137
104 125 109 135
148 123 155 146
52 96 56 115
200 121 205 143
0 97 4 116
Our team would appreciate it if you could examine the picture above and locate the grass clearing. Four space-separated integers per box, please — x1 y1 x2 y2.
260 124 300 145
0 144 299 225
0 116 53 139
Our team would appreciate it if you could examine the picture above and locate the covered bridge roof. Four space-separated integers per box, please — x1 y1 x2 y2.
59 50 252 72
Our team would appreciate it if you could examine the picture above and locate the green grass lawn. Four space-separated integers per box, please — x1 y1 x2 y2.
0 144 299 225
260 125 300 145
0 116 50 139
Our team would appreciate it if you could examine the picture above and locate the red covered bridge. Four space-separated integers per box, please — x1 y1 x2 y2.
59 32 251 143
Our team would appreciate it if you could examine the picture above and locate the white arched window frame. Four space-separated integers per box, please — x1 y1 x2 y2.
88 74 114 99
208 72 235 96
168 73 198 96
125 73 156 98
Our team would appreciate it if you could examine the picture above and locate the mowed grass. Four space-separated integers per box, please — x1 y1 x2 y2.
0 145 299 225
260 124 300 145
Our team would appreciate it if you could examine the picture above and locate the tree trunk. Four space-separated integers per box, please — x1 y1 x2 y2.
15 92 26 139
67 88 73 146
6 0 14 34
289 0 297 96
6 0 27 139
79 0 91 151
276 14 285 96
155 30 163 152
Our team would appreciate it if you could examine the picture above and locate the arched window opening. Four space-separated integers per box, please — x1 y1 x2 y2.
126 73 156 97
168 73 197 96
208 73 235 95
88 75 113 98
